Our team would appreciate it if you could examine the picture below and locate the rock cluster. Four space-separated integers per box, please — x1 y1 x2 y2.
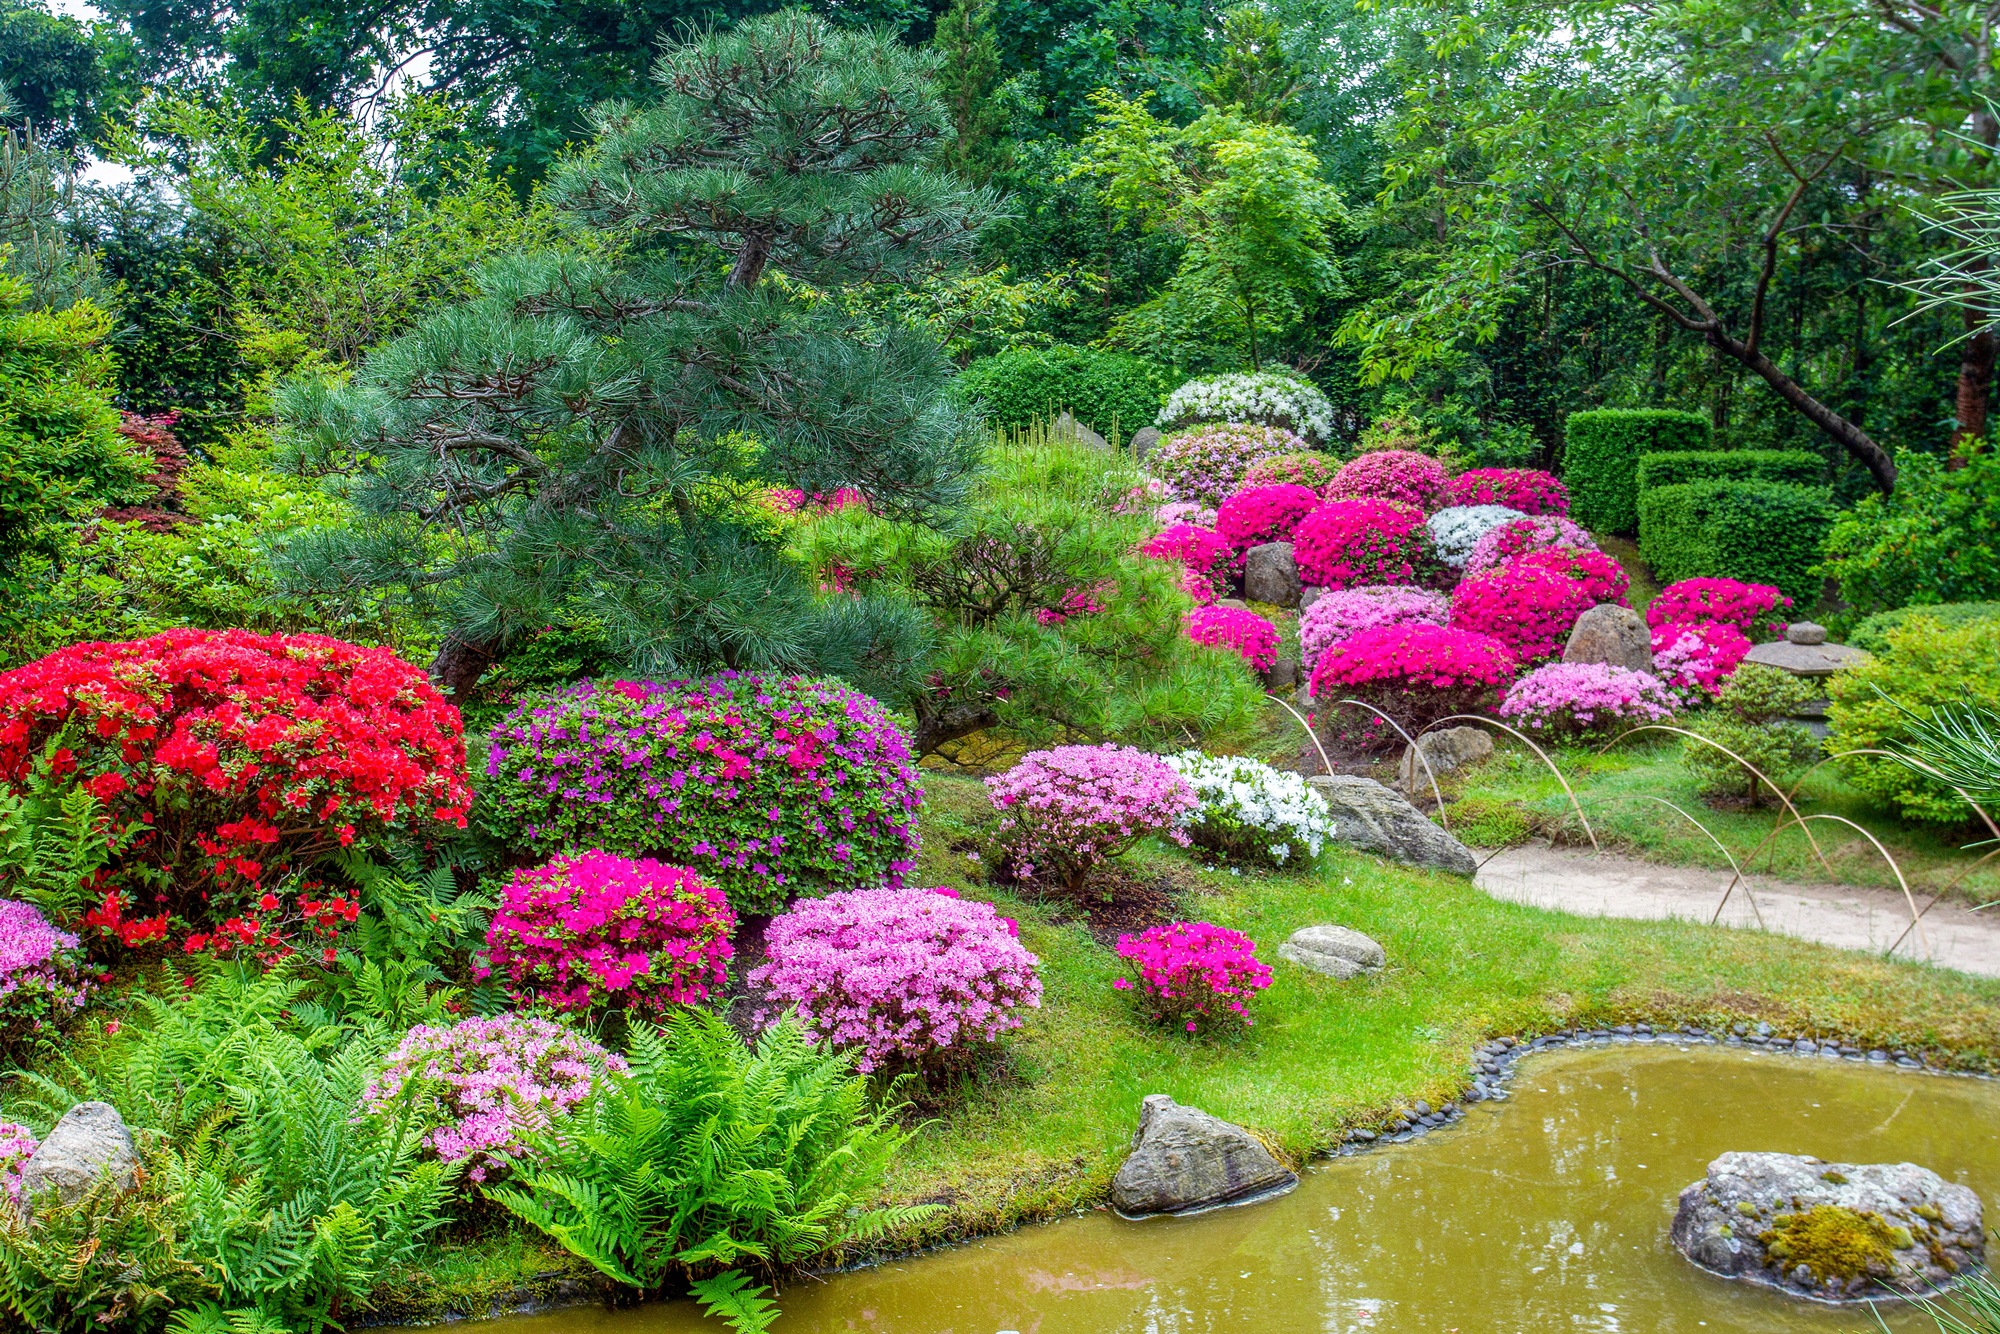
1307 775 1477 876
1111 1095 1298 1218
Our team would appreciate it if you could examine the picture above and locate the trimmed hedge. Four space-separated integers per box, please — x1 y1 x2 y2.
1637 479 1835 606
954 345 1174 444
1563 409 1713 535
1635 449 1822 492
1848 600 2000 654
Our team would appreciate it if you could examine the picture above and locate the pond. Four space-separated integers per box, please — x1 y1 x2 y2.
491 1044 2000 1334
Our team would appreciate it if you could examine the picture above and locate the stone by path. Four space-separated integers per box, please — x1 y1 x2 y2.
1474 841 2000 979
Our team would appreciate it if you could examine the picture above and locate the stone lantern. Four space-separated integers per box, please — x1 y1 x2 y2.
1740 622 1870 736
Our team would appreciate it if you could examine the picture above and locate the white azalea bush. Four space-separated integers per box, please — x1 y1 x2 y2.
1157 372 1335 445
1427 504 1527 571
1163 751 1337 866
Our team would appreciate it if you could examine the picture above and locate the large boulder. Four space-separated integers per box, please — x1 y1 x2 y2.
1670 1151 1984 1302
1563 604 1656 674
1243 542 1302 608
20 1102 137 1208
1111 1095 1297 1218
1130 426 1162 461
1277 924 1385 979
1396 725 1494 793
1299 586 1326 615
1307 775 1478 876
1053 411 1109 452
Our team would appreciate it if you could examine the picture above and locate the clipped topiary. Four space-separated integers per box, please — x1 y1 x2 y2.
1638 480 1834 607
1827 617 2000 824
1563 408 1712 535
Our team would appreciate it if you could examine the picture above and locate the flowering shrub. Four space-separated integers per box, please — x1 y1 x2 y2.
1184 606 1279 672
985 745 1196 890
1448 468 1569 516
1652 620 1753 698
1464 515 1598 577
750 886 1042 1074
1298 585 1450 674
771 487 867 514
1292 499 1437 590
1146 423 1305 507
1139 523 1234 599
1309 624 1517 747
1215 484 1321 550
1498 663 1679 736
484 673 921 914
0 899 90 1050
1156 371 1335 443
1113 921 1271 1034
1451 565 1596 664
1326 450 1449 512
1152 501 1216 529
362 1015 626 1183
480 851 736 1016
1645 578 1792 642
1161 752 1335 865
1035 580 1113 627
1244 451 1342 491
1507 547 1631 606
1426 505 1528 571
0 1122 35 1204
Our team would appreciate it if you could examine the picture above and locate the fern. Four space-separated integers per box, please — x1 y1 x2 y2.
0 742 138 926
690 1270 780 1334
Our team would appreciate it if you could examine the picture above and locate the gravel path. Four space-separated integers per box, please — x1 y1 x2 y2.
1474 841 2000 979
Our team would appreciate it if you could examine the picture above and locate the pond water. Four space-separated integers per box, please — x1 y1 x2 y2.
492 1045 2000 1334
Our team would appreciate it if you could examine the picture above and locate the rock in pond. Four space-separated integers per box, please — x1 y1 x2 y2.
1670 1151 1984 1302
1277 924 1385 979
1111 1095 1298 1218
1243 541 1302 608
1396 725 1494 792
1307 775 1478 876
21 1101 137 1207
1563 604 1656 674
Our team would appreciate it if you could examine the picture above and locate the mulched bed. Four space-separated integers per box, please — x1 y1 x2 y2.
1024 861 1214 948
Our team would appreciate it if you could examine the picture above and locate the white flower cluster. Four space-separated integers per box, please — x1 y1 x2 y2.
1163 751 1337 865
1157 372 1335 444
1427 504 1527 571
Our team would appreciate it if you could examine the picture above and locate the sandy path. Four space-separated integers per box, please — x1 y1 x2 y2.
1473 842 2000 979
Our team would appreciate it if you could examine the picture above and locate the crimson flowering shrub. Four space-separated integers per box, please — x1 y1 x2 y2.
1651 621 1753 698
1113 921 1271 1034
1139 523 1233 599
1498 663 1679 736
1292 499 1438 590
1215 484 1321 550
362 1014 627 1183
770 486 867 513
1309 624 1517 747
1448 468 1569 516
1297 585 1450 674
1465 515 1598 577
1326 449 1449 511
484 673 921 914
750 886 1042 1074
1451 565 1596 664
1146 423 1304 507
479 850 735 1015
1646 578 1792 642
1243 451 1342 492
0 899 90 1051
985 745 1196 890
1507 547 1630 606
1184 606 1279 671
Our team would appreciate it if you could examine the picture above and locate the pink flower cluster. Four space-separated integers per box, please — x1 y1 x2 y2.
1147 424 1305 507
1035 580 1113 627
1141 523 1234 600
0 1122 36 1204
1244 452 1342 491
1153 501 1217 529
1184 606 1279 672
479 850 736 1016
1508 547 1630 606
362 1014 625 1183
1113 921 1271 1034
1215 484 1321 550
1309 624 1517 747
1651 620 1752 698
771 487 868 514
1448 468 1568 516
1326 450 1449 511
1298 585 1450 674
1450 564 1596 664
1646 578 1792 642
1498 662 1679 735
750 886 1043 1074
1292 499 1435 590
985 745 1196 890
0 898 91 1045
1465 515 1598 577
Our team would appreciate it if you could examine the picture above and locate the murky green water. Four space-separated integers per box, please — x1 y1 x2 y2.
493 1045 1999 1334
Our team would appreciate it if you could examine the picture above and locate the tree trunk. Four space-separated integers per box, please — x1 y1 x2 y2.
430 632 502 702
1707 328 1896 493
727 233 773 291
912 704 999 757
1951 299 1995 467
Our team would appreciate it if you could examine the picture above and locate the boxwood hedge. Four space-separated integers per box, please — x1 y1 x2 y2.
954 345 1173 445
1563 409 1713 535
1635 449 1822 492
1636 479 1834 606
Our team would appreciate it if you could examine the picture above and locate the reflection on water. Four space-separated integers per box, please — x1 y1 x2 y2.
489 1046 1999 1334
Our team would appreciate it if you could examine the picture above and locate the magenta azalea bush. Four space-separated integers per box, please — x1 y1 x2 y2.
1309 624 1517 747
1450 564 1596 664
1508 546 1630 605
1448 468 1569 516
1215 483 1322 550
1326 449 1449 511
750 886 1042 1074
1465 515 1598 577
1292 499 1437 590
0 898 90 1051
1646 578 1792 642
986 745 1197 890
1140 523 1234 600
1146 423 1305 507
363 1014 626 1183
1652 620 1753 698
1113 921 1271 1034
1298 585 1450 674
1498 663 1679 736
1243 451 1342 491
480 851 736 1015
484 673 922 913
1184 605 1279 671
0 1122 35 1204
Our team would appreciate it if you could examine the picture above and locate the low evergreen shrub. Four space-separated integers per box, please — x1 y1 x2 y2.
1563 408 1712 534
1848 600 2000 654
1635 449 1822 492
1827 617 2000 824
954 345 1173 443
1637 480 1835 606
1681 664 1824 806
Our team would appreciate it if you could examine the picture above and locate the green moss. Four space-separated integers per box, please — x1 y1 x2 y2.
1736 1200 1762 1217
1760 1205 1908 1281
1820 1170 1848 1184
1440 795 1531 848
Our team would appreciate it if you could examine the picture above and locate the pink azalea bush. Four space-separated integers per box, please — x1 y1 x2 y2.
1507 547 1630 606
750 886 1043 1074
1184 606 1279 672
1146 423 1305 507
0 1122 36 1204
1152 501 1217 529
479 851 736 1016
1113 921 1272 1034
1498 663 1679 736
1464 515 1598 577
1646 578 1792 642
1450 564 1596 664
1652 620 1753 698
1297 585 1450 674
985 745 1197 890
0 898 91 1051
362 1014 625 1183
1215 483 1321 550
1244 451 1342 491
1309 624 1517 747
1140 523 1234 600
1326 449 1449 511
1448 468 1569 516
1292 499 1437 590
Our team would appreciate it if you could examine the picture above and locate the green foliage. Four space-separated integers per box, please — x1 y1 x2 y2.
1711 663 1823 726
0 0 114 153
1195 4 1304 124
0 745 132 924
1848 600 2000 654
1 116 101 308
1439 795 1530 848
689 1271 780 1334
930 0 1007 182
1680 664 1824 805
1634 449 1822 492
954 344 1172 442
1827 617 2000 824
1637 479 1835 606
1877 700 2000 813
1561 409 1712 535
1819 451 2000 627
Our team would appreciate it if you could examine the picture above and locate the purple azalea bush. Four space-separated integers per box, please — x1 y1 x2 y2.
985 745 1197 891
0 898 91 1050
1497 662 1680 736
1113 921 1272 1034
1298 585 1450 674
1146 424 1305 507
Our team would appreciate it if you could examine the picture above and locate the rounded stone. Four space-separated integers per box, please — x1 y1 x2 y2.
1785 621 1829 645
1277 924 1386 979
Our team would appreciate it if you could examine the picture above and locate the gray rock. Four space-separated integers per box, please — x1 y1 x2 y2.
1243 541 1302 608
1261 655 1299 691
1786 621 1828 645
1299 586 1326 614
1053 411 1108 452
1741 637 1870 678
1277 925 1385 979
1306 775 1478 876
1670 1151 1983 1302
20 1102 136 1207
1111 1095 1298 1218
1130 426 1162 461
1396 725 1495 792
1217 597 1251 611
1563 604 1657 674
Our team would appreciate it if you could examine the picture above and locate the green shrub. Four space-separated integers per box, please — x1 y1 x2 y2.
1827 617 2000 824
1819 450 2000 629
954 345 1173 444
1441 795 1532 847
1635 449 1822 492
1681 664 1825 805
1847 600 2000 654
1637 479 1835 606
1562 409 1712 535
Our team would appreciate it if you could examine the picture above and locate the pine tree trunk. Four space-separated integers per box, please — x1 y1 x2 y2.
431 632 502 701
1951 297 1995 468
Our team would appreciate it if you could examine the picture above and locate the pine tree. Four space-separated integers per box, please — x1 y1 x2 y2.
930 0 1006 182
278 9 997 698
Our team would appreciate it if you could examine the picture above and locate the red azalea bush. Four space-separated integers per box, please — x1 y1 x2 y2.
1140 523 1235 600
1507 547 1631 606
1646 578 1792 642
1651 620 1753 698
1448 468 1569 516
1451 564 1597 664
1464 515 1598 577
480 850 736 1016
1309 624 1517 747
1113 921 1271 1034
1184 606 1279 672
1215 484 1322 550
1292 499 1438 590
1326 449 1449 512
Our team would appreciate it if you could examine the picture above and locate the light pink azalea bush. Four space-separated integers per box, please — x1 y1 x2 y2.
1448 468 1568 516
1292 499 1437 590
1646 578 1792 642
1326 449 1449 511
750 886 1042 1074
1464 515 1598 577
1113 921 1272 1034
1298 585 1450 674
0 1122 36 1204
1652 620 1753 698
1498 662 1679 736
1146 423 1304 507
1184 605 1279 671
1450 564 1596 664
1152 501 1217 529
479 850 736 1016
1140 523 1234 600
1507 547 1630 606
1309 624 1517 747
363 1014 626 1183
1215 483 1321 550
985 745 1197 890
